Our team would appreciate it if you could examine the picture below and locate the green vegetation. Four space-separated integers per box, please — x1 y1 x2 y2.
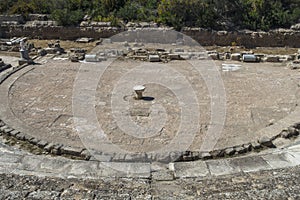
0 0 299 30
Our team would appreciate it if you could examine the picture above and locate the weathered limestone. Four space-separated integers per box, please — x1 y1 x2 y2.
208 52 219 60
133 85 145 100
258 136 275 148
289 60 300 70
231 53 241 61
243 54 258 62
75 37 94 43
149 54 160 62
263 55 280 62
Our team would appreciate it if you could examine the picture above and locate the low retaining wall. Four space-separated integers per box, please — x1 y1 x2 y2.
0 25 122 40
1 25 300 47
182 28 300 48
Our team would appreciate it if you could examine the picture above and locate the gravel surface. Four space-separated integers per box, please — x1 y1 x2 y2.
0 166 299 199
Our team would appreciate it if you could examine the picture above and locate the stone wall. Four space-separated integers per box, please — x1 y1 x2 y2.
182 28 300 48
0 25 122 40
1 24 300 47
0 15 24 24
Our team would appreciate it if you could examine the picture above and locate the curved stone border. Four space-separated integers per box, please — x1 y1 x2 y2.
0 56 299 163
0 117 299 163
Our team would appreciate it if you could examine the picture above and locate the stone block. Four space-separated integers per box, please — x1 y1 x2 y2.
85 54 98 62
44 143 55 152
91 153 112 162
3 128 13 134
210 149 225 158
224 147 236 156
111 153 126 162
264 55 280 62
15 132 25 140
0 125 9 132
29 138 39 145
199 152 212 159
10 130 20 137
235 146 248 154
76 37 94 43
251 141 262 150
273 138 290 148
149 54 160 62
37 140 48 148
124 153 146 162
169 151 185 162
24 134 34 141
61 146 83 156
174 161 209 178
243 54 258 62
168 54 181 60
289 60 300 70
209 53 219 60
258 136 275 148
288 126 299 137
80 149 91 160
152 170 174 181
243 143 252 151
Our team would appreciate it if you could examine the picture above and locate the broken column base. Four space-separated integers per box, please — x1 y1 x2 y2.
133 85 145 100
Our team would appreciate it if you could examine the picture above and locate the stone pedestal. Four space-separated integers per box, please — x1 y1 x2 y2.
133 85 145 100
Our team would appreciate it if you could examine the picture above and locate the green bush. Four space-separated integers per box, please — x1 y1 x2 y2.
51 9 84 26
0 0 299 30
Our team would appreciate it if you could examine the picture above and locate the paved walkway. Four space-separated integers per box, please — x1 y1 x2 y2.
0 138 300 199
0 135 299 181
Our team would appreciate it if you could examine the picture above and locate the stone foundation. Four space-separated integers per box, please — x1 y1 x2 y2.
1 25 300 47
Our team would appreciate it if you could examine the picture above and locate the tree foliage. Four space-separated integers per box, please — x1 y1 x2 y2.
0 0 299 30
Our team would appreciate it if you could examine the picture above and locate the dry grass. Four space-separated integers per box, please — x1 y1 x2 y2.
0 51 20 57
206 45 298 55
28 39 100 53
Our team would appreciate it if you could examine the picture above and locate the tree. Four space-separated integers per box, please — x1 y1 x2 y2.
158 0 219 30
51 8 84 26
10 0 35 18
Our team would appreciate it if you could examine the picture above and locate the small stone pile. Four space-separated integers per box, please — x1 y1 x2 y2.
288 49 300 69
44 41 65 55
69 48 87 62
209 50 299 64
125 47 184 63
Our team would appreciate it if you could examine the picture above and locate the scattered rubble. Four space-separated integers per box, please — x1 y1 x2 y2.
289 60 300 70
0 58 12 72
69 48 86 62
44 41 65 55
0 37 299 65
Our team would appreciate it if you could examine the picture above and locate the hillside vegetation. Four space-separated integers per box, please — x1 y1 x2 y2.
1 0 299 30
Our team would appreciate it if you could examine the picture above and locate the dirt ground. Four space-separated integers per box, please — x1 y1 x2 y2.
2 53 299 153
27 39 299 55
